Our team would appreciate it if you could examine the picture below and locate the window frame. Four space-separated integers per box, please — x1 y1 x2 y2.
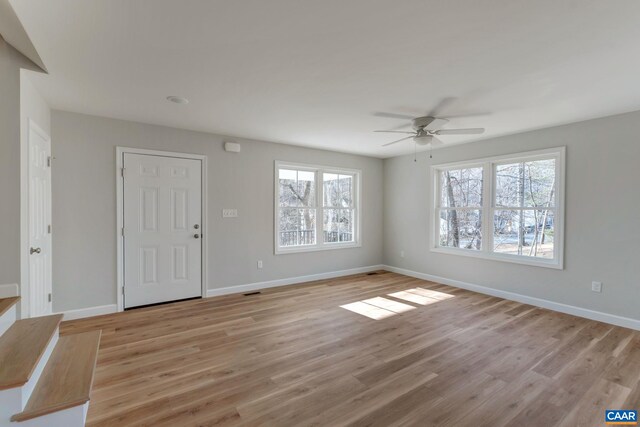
430 147 565 269
275 161 361 254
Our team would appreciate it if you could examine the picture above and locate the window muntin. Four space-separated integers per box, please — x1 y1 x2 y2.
276 163 360 253
432 148 564 268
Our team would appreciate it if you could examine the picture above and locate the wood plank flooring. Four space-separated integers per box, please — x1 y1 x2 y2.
60 271 640 427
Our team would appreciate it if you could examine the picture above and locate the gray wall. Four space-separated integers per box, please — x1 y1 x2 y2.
383 110 640 321
0 37 36 287
51 111 384 312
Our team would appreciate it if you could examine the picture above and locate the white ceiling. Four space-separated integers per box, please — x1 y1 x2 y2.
11 0 640 158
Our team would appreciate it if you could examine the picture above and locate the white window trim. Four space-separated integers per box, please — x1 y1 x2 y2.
274 161 362 254
430 147 565 269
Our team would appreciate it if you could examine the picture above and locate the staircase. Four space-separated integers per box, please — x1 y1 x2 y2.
0 297 101 427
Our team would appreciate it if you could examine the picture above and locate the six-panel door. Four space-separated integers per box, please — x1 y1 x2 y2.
123 153 202 308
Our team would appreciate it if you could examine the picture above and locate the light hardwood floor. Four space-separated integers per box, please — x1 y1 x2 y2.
61 271 640 427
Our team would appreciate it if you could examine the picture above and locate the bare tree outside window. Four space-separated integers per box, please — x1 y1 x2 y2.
278 169 316 246
493 159 555 258
439 167 483 250
276 164 360 251
323 173 355 243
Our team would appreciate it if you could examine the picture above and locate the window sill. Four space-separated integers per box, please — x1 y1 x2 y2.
275 242 361 255
430 246 563 270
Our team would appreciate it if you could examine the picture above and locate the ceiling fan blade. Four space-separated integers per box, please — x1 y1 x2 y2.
427 97 458 117
374 130 416 134
435 128 485 135
424 118 449 131
373 112 416 120
430 137 444 146
382 136 413 147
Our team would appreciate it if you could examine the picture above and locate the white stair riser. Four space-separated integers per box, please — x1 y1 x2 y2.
0 328 58 427
11 402 88 427
0 306 16 337
0 391 21 427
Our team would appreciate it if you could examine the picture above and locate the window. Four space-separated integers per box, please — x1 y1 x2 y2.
432 147 565 268
276 162 360 253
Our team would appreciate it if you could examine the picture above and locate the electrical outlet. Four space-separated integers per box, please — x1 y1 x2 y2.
222 209 238 218
400 250 405 258
257 260 263 269
591 281 602 293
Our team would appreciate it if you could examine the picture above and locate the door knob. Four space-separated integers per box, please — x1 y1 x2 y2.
194 224 200 229
30 247 41 255
194 234 200 239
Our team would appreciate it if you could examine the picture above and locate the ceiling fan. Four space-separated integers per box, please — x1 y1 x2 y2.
375 116 485 147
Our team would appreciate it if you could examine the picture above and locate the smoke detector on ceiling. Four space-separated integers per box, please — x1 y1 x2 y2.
166 96 189 105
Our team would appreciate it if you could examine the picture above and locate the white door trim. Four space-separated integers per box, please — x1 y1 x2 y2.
115 147 208 312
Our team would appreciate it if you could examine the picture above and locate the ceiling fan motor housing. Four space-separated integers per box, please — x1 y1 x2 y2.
412 116 436 130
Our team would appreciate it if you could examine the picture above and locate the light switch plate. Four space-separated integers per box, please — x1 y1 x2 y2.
222 209 238 218
591 281 602 293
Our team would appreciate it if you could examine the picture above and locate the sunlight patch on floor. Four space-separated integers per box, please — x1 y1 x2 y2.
388 288 455 306
340 301 398 320
340 289 455 320
361 297 416 314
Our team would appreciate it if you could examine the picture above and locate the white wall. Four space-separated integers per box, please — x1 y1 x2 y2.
383 110 640 322
19 71 51 316
0 37 38 290
51 111 383 312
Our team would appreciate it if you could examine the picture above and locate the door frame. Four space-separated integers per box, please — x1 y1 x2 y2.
21 118 52 318
115 147 208 312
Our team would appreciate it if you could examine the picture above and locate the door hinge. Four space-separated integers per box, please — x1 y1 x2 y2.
121 167 125 177
48 293 52 303
122 287 125 296
121 227 125 237
47 224 52 234
47 156 51 167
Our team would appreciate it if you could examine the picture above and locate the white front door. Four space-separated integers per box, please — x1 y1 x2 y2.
123 153 203 308
28 121 53 317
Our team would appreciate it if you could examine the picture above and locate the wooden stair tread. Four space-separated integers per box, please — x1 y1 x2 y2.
0 296 20 317
0 314 63 390
12 330 102 422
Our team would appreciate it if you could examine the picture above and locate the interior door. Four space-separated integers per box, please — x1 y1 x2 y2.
28 121 53 317
123 153 202 308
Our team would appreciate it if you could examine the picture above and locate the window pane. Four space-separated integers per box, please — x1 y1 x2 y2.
339 175 353 207
339 209 354 242
279 169 315 208
440 167 483 208
493 209 554 258
323 208 354 243
324 173 353 208
495 159 555 208
524 159 555 207
279 208 316 246
323 173 339 207
438 209 482 250
495 163 521 207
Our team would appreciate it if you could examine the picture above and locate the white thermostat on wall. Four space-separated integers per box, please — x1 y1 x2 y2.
224 142 241 153
222 209 238 218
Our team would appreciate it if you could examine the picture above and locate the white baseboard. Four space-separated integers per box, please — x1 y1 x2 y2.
206 265 384 298
382 265 640 331
0 283 19 298
59 304 118 321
